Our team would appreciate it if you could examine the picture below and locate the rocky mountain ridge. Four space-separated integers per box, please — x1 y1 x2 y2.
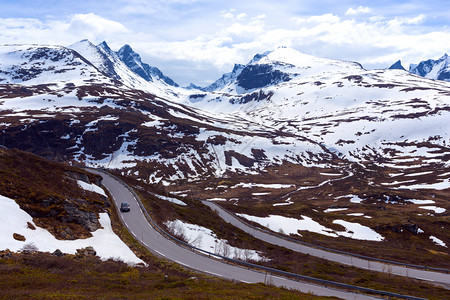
0 42 449 191
0 41 448 262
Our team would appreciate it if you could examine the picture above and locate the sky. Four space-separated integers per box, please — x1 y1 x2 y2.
1 0 450 86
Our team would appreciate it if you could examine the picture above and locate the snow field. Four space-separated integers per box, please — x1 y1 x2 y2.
164 219 265 261
0 194 144 265
77 180 107 197
237 213 384 241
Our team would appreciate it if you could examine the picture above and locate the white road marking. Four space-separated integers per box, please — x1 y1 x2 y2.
173 260 191 268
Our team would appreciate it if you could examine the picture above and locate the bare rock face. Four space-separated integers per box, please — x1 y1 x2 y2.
13 233 26 241
403 223 419 235
52 249 64 257
0 249 13 259
76 246 97 257
62 201 100 232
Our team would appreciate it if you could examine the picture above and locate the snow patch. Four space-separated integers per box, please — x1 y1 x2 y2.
419 206 446 214
0 195 144 265
429 236 447 248
77 180 107 197
324 207 348 213
237 213 383 241
165 219 265 261
153 194 187 206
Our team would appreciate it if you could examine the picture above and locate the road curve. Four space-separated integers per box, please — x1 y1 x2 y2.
202 201 450 286
88 169 382 300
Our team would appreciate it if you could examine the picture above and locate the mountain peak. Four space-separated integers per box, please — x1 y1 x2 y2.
388 60 406 70
116 44 178 87
409 53 450 81
70 39 96 49
98 41 114 54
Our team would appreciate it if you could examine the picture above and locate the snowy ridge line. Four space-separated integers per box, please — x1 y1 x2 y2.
203 200 450 275
88 169 430 299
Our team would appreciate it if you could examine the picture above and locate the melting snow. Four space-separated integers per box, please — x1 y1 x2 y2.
349 195 364 203
332 220 384 241
153 194 187 206
207 197 227 201
397 178 450 190
319 173 342 176
419 206 446 214
346 213 372 218
0 195 144 265
406 199 435 205
165 219 265 261
237 213 383 241
429 236 447 248
324 207 348 213
77 180 107 197
231 183 295 189
273 197 294 206
253 192 270 196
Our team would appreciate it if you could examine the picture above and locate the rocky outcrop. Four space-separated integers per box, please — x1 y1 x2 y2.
62 201 99 232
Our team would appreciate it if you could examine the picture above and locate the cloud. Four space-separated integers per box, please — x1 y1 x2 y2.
388 14 426 27
0 13 129 46
293 13 340 25
221 9 247 20
346 6 372 16
68 13 128 38
0 6 448 86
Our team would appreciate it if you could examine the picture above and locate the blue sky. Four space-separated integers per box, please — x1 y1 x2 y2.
1 0 449 86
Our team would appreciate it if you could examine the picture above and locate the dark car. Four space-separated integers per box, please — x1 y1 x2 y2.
120 202 130 212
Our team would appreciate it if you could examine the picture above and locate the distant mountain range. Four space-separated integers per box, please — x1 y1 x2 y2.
0 40 449 190
388 54 450 82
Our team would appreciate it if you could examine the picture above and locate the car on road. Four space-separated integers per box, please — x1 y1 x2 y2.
120 202 130 212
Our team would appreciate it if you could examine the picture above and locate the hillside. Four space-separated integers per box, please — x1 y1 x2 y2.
0 147 326 299
0 148 108 239
0 42 448 271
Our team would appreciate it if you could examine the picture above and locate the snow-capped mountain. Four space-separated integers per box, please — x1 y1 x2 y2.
0 43 449 192
201 63 245 92
69 40 184 98
184 47 450 188
117 44 178 87
388 60 406 70
1 42 449 271
0 44 114 85
203 47 363 94
409 53 450 81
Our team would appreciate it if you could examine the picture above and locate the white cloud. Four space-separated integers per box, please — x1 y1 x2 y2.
236 13 247 20
252 14 266 20
0 13 129 46
346 6 372 16
388 14 426 27
68 13 128 38
221 9 247 21
292 14 341 25
0 7 447 86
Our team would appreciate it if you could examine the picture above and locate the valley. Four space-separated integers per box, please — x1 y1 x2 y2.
0 40 449 298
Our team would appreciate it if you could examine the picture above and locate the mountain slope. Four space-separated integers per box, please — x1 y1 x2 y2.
388 60 406 70
0 44 114 85
69 40 184 98
185 47 450 191
409 53 450 81
117 44 178 87
0 42 449 271
0 148 108 240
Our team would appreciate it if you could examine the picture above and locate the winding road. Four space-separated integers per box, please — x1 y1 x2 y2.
202 201 450 287
89 169 384 300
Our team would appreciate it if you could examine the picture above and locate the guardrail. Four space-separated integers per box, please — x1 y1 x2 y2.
93 168 427 300
206 201 450 274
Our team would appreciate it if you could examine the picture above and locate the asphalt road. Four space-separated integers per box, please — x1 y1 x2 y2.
202 200 450 286
88 169 382 300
